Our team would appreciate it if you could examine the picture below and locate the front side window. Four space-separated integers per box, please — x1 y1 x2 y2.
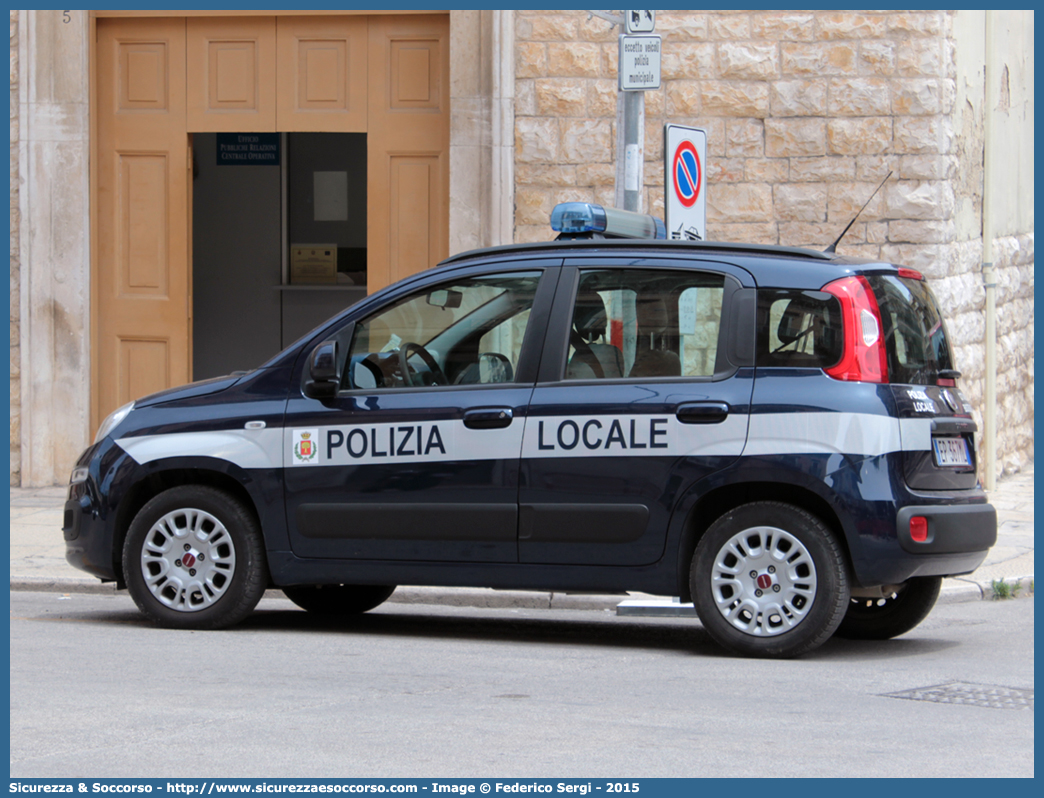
565 269 726 380
343 272 541 390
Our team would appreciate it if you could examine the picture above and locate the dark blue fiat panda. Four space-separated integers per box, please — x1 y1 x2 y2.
65 203 996 658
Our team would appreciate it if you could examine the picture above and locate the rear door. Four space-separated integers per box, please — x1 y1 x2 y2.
282 264 558 562
869 274 980 491
519 257 756 566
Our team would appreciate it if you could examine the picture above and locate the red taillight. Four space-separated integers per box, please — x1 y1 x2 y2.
897 267 924 281
910 516 928 543
823 276 889 383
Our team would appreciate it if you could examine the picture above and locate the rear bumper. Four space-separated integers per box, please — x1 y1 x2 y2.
849 501 998 584
896 503 997 555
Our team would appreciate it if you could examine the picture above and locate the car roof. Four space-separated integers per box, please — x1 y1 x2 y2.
436 237 902 290
440 237 834 264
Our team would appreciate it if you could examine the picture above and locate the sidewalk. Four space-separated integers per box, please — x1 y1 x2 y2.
8 465 1034 609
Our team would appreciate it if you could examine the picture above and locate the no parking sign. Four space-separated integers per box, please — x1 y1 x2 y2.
664 124 707 240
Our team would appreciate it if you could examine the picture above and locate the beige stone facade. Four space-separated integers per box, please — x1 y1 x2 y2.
11 9 92 487
7 10 1035 485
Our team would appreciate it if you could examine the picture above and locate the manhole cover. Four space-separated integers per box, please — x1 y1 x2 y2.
883 682 1033 710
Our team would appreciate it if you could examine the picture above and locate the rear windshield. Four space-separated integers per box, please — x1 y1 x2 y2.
868 275 955 385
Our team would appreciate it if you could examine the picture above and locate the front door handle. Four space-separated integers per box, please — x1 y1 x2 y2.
463 407 514 430
676 402 730 424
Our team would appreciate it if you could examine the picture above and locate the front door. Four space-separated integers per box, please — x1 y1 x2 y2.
283 267 556 562
520 259 756 566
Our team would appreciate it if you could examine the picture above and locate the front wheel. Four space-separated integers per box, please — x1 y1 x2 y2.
834 577 942 640
282 585 397 615
691 502 849 658
123 486 269 629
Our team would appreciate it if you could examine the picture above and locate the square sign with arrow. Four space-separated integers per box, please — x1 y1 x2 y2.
625 10 655 34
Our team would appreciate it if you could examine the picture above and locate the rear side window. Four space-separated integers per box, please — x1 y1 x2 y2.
564 269 726 380
868 275 955 385
757 290 842 368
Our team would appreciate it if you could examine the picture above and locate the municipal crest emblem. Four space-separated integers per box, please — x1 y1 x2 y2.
293 429 319 464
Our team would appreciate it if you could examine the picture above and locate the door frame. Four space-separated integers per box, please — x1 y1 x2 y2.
88 10 455 435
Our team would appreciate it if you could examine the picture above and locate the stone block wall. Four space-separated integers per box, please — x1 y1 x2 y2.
514 10 958 250
992 233 1034 472
514 9 1033 478
10 9 20 486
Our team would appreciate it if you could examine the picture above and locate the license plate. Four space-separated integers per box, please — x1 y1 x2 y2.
932 437 971 467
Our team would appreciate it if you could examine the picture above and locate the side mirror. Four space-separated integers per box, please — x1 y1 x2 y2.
303 340 340 400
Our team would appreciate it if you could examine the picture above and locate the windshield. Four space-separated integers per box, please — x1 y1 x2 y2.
868 275 955 385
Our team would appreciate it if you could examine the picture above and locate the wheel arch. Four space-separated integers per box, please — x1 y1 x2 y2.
111 465 266 588
675 480 851 602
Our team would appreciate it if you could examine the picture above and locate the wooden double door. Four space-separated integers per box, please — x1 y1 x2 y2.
93 14 449 431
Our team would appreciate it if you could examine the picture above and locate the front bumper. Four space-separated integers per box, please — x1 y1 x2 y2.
62 439 128 583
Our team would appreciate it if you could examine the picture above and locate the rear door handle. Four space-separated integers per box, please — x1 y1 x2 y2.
676 402 730 424
463 407 514 430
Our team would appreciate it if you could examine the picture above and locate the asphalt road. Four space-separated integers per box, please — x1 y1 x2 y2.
9 591 1034 779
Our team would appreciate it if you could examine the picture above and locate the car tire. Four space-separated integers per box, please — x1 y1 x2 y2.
691 502 849 658
123 485 269 630
833 577 942 640
281 584 397 615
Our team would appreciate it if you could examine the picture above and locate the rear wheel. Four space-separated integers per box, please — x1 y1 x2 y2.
123 485 269 629
282 584 397 615
691 502 849 658
834 577 942 640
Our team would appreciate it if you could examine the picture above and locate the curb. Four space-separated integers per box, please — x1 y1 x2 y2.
10 575 1033 609
6 577 627 611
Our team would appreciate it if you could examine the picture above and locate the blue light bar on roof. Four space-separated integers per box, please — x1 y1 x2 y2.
550 202 667 240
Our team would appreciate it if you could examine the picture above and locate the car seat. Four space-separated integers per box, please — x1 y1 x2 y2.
629 296 681 377
566 292 625 380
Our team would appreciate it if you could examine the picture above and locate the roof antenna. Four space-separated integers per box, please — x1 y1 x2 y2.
824 170 892 254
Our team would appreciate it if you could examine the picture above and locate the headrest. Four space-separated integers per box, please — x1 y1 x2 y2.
636 297 669 333
573 292 609 342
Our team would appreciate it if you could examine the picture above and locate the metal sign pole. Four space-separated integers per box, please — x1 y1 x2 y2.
603 10 658 213
617 89 644 212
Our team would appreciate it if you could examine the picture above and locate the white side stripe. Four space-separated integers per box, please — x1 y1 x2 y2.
520 414 750 459
116 412 933 470
117 429 283 469
744 412 904 457
284 420 525 468
898 417 933 452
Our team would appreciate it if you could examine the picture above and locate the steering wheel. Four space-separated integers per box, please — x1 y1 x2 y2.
346 356 385 390
398 342 448 387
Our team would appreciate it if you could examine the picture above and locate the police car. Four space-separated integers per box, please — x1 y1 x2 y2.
65 202 996 658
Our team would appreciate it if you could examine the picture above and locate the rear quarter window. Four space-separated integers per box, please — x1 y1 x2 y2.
757 290 843 369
